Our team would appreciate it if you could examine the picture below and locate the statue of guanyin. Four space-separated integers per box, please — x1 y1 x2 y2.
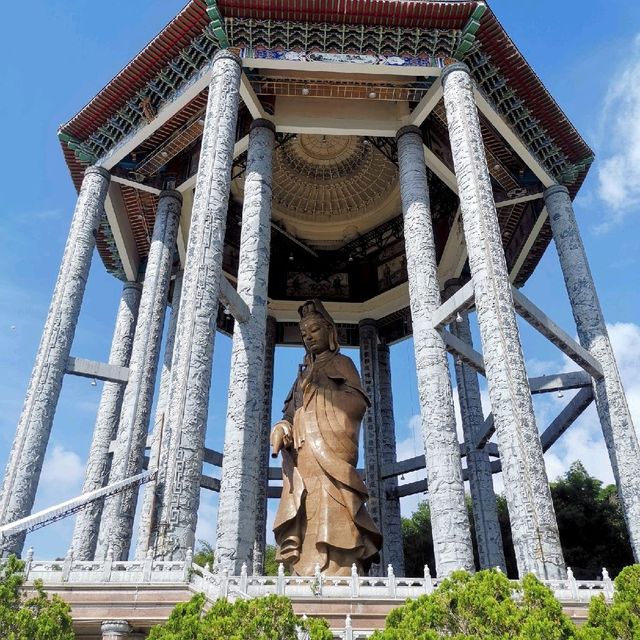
270 299 382 576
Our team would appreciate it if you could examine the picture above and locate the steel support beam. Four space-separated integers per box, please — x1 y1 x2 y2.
511 286 603 378
65 357 129 384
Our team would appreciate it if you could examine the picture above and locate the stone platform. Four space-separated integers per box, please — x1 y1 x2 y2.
18 555 611 638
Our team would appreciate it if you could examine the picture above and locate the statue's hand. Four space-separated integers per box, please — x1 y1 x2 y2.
270 421 293 458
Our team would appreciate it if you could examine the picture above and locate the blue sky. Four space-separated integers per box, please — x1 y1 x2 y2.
0 1 639 559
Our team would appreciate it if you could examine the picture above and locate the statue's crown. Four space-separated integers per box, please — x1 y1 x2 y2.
299 301 323 319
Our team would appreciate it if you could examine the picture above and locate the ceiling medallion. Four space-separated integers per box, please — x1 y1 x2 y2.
271 134 398 222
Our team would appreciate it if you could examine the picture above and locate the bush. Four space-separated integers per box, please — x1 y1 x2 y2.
579 564 640 639
148 592 331 640
0 555 74 640
370 569 579 640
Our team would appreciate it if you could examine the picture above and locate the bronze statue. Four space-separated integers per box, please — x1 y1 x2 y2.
271 300 382 576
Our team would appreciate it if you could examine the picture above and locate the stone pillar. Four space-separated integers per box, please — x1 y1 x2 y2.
358 319 384 575
377 343 405 576
450 312 506 571
154 50 242 559
253 315 277 575
135 271 184 560
396 125 474 576
0 166 109 556
442 61 565 579
97 190 181 560
101 620 131 639
215 118 275 574
545 184 640 561
71 281 142 560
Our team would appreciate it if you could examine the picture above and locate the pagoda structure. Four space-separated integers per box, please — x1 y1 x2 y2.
1 3 638 628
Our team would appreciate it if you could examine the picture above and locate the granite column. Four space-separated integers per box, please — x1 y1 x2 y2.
101 621 131 640
135 271 184 560
396 125 474 576
97 190 181 560
71 281 142 560
545 184 640 560
442 62 565 578
0 166 110 556
253 315 277 575
359 319 384 575
215 118 275 574
377 343 405 576
450 312 506 571
154 50 242 559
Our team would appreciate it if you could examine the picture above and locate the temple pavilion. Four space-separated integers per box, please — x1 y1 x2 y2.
1 1 638 637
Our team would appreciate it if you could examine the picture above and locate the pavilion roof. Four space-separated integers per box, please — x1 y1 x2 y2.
57 1 594 291
59 0 592 187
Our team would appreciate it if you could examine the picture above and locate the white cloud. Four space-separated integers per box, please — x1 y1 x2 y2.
195 490 218 551
399 321 640 516
24 444 85 558
596 34 640 229
40 444 85 495
539 321 640 484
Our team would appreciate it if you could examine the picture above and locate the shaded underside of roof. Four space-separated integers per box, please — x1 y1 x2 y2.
57 0 594 290
59 1 592 178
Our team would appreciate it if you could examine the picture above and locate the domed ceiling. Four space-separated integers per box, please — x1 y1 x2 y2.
232 133 400 247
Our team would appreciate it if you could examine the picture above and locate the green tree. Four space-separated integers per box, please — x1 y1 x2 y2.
551 462 633 579
370 569 579 640
579 564 640 640
401 462 634 579
193 540 215 568
0 555 75 640
148 592 332 640
401 500 435 578
264 544 281 576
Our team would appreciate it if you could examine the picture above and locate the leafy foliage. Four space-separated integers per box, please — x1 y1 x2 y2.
401 501 435 578
579 564 640 639
193 540 215 568
264 544 282 576
370 569 579 640
148 593 331 640
551 462 633 579
402 461 634 579
0 555 75 640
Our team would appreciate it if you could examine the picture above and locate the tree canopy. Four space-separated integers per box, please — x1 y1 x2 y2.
551 461 633 579
148 593 332 640
0 555 74 640
370 569 579 640
402 461 634 578
580 564 640 639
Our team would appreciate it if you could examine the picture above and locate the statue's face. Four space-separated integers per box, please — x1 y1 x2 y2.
300 318 331 355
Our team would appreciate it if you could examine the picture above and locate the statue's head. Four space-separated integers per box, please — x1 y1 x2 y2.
298 299 339 357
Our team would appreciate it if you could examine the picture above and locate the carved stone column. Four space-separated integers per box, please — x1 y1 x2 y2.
253 315 277 575
377 343 405 576
358 319 384 575
98 190 181 560
0 166 109 556
396 125 474 576
135 271 184 560
442 61 565 579
71 281 142 560
450 312 506 571
101 620 131 639
545 184 640 561
215 118 275 574
154 50 242 559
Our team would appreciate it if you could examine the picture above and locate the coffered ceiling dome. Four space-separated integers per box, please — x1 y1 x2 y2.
271 134 398 223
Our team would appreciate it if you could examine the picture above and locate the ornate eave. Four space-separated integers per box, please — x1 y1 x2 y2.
56 0 594 326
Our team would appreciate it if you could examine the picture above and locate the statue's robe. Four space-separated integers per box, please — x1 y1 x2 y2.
273 349 382 575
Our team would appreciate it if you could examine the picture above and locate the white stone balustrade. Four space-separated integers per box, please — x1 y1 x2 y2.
10 553 616 605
